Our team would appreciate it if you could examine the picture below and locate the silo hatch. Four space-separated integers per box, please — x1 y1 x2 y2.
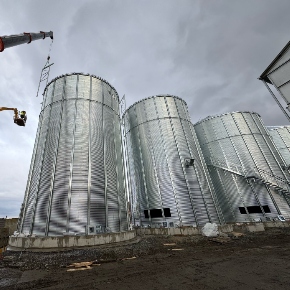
185 158 194 167
239 205 271 214
86 225 103 235
144 208 171 218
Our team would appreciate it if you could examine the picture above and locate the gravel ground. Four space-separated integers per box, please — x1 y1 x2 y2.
1 228 290 289
0 235 207 271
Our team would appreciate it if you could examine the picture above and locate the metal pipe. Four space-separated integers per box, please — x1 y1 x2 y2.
262 80 290 123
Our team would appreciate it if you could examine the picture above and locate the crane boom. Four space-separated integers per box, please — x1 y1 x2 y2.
0 107 18 119
0 107 27 126
0 31 53 52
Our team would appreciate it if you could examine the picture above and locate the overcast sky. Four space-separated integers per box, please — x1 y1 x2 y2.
1 0 290 218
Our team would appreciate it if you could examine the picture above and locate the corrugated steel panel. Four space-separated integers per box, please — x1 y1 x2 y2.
260 43 290 105
18 73 127 236
194 112 290 223
268 47 290 74
124 95 221 227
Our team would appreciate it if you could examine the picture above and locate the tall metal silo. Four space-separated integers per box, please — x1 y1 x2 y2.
194 111 290 223
269 126 290 168
123 95 222 227
18 73 127 236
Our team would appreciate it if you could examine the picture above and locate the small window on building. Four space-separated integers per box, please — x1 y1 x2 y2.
239 205 271 214
144 210 149 218
247 206 263 214
144 208 171 218
150 209 163 218
239 207 247 214
263 205 271 213
164 208 171 217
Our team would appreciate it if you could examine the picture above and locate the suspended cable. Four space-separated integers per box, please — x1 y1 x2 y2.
36 38 54 98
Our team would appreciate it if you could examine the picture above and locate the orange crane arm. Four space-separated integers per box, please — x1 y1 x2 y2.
0 31 53 52
0 107 18 119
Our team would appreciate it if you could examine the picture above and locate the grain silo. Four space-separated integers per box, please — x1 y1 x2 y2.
194 111 290 223
123 95 222 227
269 126 290 167
18 73 127 236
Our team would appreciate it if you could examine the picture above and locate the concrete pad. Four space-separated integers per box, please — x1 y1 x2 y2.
246 223 265 232
137 227 200 236
264 221 290 228
219 224 233 233
8 230 136 251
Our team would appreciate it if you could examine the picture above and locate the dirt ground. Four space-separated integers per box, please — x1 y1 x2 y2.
1 227 290 289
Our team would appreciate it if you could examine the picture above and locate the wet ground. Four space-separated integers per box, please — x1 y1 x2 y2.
1 228 290 289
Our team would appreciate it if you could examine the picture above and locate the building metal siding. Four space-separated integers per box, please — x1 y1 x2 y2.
19 73 127 236
194 112 290 222
261 44 290 112
124 95 221 227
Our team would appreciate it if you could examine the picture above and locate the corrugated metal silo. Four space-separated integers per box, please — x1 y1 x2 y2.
194 112 290 222
123 95 222 227
18 73 127 236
